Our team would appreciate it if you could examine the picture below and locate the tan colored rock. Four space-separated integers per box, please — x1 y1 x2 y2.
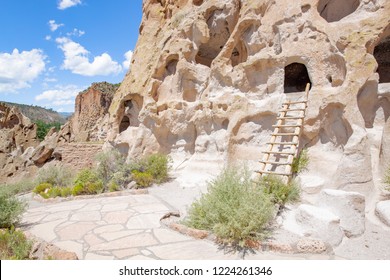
296 239 327 254
105 0 390 197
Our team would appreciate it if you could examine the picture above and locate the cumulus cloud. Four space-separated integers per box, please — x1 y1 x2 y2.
0 49 46 93
35 84 83 107
122 50 133 70
66 28 85 37
56 37 122 76
58 0 82 10
48 20 64 32
45 35 52 41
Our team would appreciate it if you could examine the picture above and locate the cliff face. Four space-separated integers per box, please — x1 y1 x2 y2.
108 0 389 191
71 82 118 142
0 103 39 182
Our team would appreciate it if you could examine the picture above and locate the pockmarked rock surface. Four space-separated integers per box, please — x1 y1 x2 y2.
376 200 390 226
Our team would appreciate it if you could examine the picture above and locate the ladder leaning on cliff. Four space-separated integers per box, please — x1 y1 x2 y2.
256 83 311 183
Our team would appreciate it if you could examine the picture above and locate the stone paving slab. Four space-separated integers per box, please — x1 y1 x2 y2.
21 184 356 260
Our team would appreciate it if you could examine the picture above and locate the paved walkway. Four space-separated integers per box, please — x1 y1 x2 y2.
20 182 337 260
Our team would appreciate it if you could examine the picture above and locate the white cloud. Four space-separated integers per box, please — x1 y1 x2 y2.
58 0 82 10
45 35 52 41
48 20 64 32
0 49 46 93
35 84 83 108
122 50 133 70
56 37 122 76
44 78 57 83
66 28 85 37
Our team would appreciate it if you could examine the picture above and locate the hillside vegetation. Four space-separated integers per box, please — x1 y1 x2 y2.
1 101 68 124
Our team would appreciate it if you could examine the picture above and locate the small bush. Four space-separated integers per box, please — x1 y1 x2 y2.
292 148 309 175
108 181 119 192
46 187 63 198
74 169 100 186
60 187 73 197
257 175 300 206
0 179 37 197
84 181 104 195
184 168 274 247
37 165 74 187
33 183 52 195
71 183 84 196
95 150 126 185
132 170 154 188
0 229 32 260
144 153 171 184
0 194 27 228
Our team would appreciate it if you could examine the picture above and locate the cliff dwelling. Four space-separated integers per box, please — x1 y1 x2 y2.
374 36 390 84
283 63 311 93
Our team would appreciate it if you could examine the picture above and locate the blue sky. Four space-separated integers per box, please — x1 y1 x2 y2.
0 0 143 112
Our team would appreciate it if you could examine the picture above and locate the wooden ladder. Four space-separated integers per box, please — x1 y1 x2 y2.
257 83 311 182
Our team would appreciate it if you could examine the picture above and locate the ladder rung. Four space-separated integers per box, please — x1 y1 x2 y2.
266 141 298 145
279 109 306 112
283 100 307 105
256 170 292 176
262 150 295 155
259 160 291 165
272 124 302 128
277 116 302 120
272 133 300 136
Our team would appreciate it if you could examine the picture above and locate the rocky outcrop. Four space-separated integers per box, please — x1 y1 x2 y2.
0 103 39 182
70 82 118 142
106 0 390 194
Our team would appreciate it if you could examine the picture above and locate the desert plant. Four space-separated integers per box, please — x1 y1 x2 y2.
108 181 119 192
257 175 300 206
60 187 73 197
33 183 53 195
37 164 74 187
0 228 32 260
0 179 37 197
71 183 84 196
95 150 126 185
132 170 154 188
0 194 27 228
74 169 100 186
143 153 171 184
184 168 274 247
384 166 390 191
292 148 309 175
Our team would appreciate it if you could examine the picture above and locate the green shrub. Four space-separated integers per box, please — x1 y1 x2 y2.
0 194 27 228
257 175 300 206
60 187 73 197
84 181 104 195
292 148 309 175
33 183 52 195
144 153 171 184
71 183 84 196
35 120 61 141
95 150 126 185
108 181 119 192
46 187 62 198
37 165 74 187
132 170 154 188
110 163 134 187
0 179 37 197
184 168 274 247
0 229 32 260
74 169 100 186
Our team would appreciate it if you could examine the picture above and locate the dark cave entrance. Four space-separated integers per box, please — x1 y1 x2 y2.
119 116 130 133
284 63 312 93
318 0 360 23
374 36 390 84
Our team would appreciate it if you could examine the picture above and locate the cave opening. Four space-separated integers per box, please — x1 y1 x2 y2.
119 116 130 133
195 9 230 67
231 40 248 67
374 36 390 84
284 63 312 93
318 0 360 23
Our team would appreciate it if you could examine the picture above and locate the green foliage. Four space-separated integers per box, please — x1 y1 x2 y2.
0 229 32 260
83 181 104 195
184 168 274 247
74 169 100 186
384 167 390 191
35 120 61 141
132 170 154 188
95 150 126 185
71 183 84 196
0 179 37 197
60 187 73 197
292 149 309 175
33 183 52 195
0 194 27 228
108 181 119 192
257 176 300 206
37 165 74 187
143 153 171 184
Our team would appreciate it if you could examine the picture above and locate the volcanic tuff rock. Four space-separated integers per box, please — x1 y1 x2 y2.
107 0 389 190
0 103 39 182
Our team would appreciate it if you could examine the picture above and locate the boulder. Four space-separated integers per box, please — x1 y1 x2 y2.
375 201 390 227
317 189 365 237
298 175 325 194
295 204 344 246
